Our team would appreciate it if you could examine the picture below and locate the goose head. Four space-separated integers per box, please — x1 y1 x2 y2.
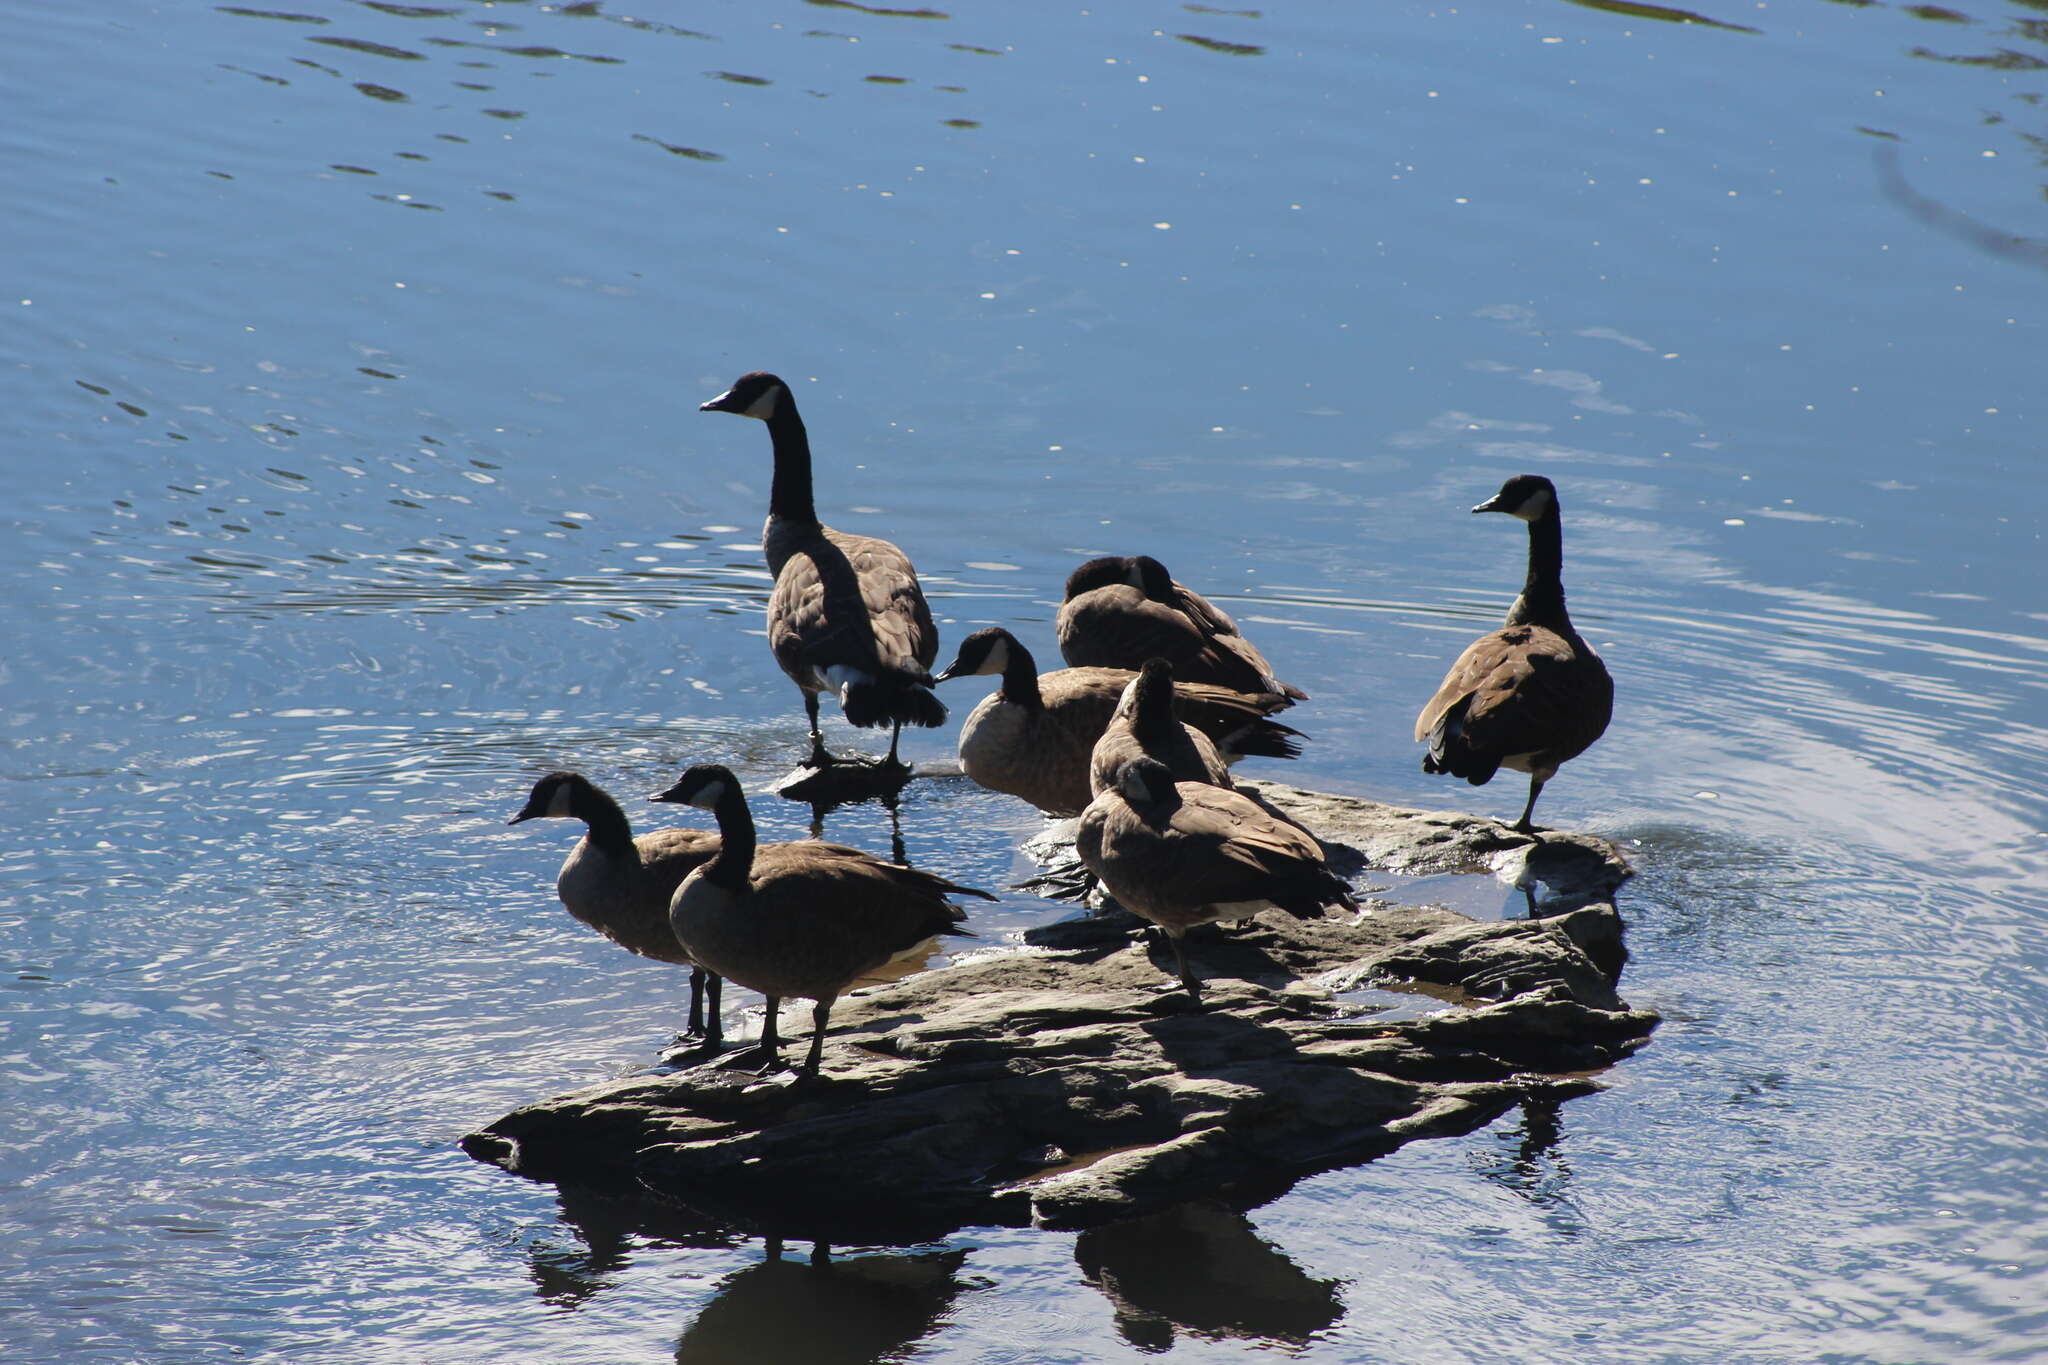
1472 474 1557 523
1116 756 1180 806
1063 554 1174 602
934 627 1018 683
1110 657 1176 722
700 371 788 421
508 770 588 824
648 763 739 812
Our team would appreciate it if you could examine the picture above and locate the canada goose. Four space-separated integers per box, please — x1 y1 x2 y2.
508 771 725 1046
649 763 993 1075
1056 555 1308 701
1075 757 1355 1002
932 628 1302 817
1414 473 1613 832
1086 657 1233 799
701 372 945 770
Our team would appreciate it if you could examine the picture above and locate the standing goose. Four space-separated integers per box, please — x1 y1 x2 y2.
1056 555 1308 702
701 371 945 770
508 771 725 1046
932 628 1302 817
1414 473 1613 832
1076 757 1356 1003
649 763 993 1076
1086 657 1234 800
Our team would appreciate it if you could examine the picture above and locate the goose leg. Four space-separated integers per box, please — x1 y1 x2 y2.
801 997 833 1076
1513 776 1546 833
803 692 831 766
685 967 706 1038
1166 932 1204 1005
744 995 784 1073
885 720 905 767
703 973 723 1048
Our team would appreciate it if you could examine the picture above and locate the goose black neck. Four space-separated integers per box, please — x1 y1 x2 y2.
998 641 1045 711
765 402 818 527
576 786 637 856
702 784 759 890
1507 506 1570 629
1131 670 1177 740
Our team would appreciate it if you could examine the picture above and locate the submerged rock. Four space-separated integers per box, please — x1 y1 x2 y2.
463 781 1656 1241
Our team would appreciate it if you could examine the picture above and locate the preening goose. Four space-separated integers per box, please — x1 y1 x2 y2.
1414 473 1613 832
1075 757 1355 1002
1056 555 1308 701
701 372 945 768
508 771 725 1045
1086 657 1233 799
649 763 993 1075
932 628 1302 817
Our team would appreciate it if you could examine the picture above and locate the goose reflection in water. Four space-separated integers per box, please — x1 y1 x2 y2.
673 1243 977 1365
1473 1095 1586 1235
524 1185 737 1310
1075 1200 1343 1352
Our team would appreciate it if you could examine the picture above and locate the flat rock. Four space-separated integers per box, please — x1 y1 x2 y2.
463 782 1656 1241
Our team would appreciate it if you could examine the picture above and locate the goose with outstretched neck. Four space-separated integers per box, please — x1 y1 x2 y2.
1414 473 1613 832
701 371 946 773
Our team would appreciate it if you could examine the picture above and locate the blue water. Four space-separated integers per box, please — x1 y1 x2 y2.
5 1 2045 1361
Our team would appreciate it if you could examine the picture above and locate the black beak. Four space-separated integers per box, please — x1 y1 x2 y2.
1471 494 1512 514
507 811 534 825
648 785 683 804
700 391 736 413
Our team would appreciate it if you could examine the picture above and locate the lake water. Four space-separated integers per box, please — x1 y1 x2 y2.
5 1 2045 1360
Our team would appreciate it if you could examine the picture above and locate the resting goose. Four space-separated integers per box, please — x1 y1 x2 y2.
1414 473 1613 832
700 371 945 769
508 771 725 1045
1076 757 1356 1002
649 763 992 1075
932 628 1301 817
1056 554 1308 701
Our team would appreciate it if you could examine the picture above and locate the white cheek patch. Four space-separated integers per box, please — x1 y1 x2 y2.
690 778 727 811
1513 487 1555 521
546 783 575 818
743 387 781 421
982 636 1010 675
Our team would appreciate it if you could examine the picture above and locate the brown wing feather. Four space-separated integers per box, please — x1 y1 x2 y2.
1416 626 1612 765
1057 586 1205 670
768 528 937 688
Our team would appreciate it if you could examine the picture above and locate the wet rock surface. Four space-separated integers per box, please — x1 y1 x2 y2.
463 781 1657 1241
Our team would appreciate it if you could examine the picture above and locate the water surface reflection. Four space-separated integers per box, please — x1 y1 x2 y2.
1075 1201 1344 1353
672 1243 976 1365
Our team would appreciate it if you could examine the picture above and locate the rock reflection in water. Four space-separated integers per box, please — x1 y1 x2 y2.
1074 1200 1343 1353
673 1243 974 1365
